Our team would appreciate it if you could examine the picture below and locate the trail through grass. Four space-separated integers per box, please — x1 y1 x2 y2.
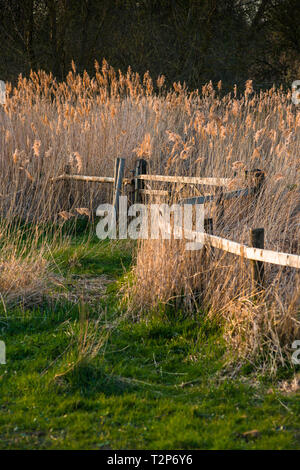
0 233 299 450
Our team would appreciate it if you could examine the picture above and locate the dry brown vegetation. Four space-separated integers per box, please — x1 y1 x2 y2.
0 224 48 306
0 61 299 371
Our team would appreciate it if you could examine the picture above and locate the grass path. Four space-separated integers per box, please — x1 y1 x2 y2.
0 234 299 450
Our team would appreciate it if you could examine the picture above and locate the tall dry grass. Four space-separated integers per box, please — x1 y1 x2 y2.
0 62 299 370
0 222 49 307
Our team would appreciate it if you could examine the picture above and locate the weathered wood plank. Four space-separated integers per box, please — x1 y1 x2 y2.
51 174 115 184
139 189 169 196
137 174 232 186
113 158 120 190
113 158 125 218
250 228 265 290
197 232 300 269
180 188 251 205
161 222 300 269
134 159 148 203
180 194 214 205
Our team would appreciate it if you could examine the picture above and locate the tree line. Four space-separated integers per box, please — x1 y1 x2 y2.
0 0 299 89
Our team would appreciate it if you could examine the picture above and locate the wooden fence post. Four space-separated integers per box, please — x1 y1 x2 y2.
134 159 147 204
254 169 265 195
215 187 224 227
245 169 265 196
198 218 214 302
113 158 120 191
204 217 214 257
204 217 213 235
112 158 125 219
249 228 265 292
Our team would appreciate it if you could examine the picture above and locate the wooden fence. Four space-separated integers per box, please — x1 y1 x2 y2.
52 157 300 290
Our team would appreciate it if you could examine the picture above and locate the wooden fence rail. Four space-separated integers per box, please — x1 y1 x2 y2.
51 157 300 272
136 174 232 187
180 188 253 206
182 228 300 269
51 174 115 184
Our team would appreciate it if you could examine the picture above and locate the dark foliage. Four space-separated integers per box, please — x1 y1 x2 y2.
0 0 299 88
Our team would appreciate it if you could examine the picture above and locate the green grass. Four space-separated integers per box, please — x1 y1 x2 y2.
0 232 299 450
51 237 133 278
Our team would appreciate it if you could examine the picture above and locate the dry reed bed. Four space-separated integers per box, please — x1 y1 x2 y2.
0 61 299 370
0 224 48 306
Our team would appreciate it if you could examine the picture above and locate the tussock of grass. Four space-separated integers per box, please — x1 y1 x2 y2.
0 254 48 305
